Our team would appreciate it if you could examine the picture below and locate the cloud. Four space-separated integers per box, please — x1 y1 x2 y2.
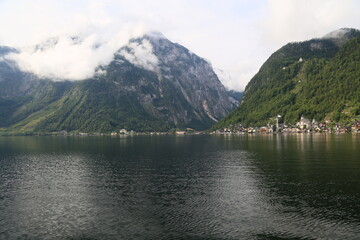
215 60 261 91
322 28 355 39
0 0 150 80
264 0 360 45
118 39 159 72
6 27 146 80
0 0 359 89
0 0 269 87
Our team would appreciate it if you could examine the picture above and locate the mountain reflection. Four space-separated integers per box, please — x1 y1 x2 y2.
0 135 359 239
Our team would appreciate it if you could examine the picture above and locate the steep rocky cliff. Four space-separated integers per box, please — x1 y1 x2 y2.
0 32 234 132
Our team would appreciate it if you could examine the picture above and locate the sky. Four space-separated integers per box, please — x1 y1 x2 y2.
0 0 359 90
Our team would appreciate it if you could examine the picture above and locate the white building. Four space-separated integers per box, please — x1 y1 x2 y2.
119 129 128 134
296 116 311 129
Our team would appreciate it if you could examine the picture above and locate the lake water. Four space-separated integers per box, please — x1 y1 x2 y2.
0 134 359 240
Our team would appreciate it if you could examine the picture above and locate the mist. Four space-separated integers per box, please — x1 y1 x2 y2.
5 27 146 81
0 0 359 89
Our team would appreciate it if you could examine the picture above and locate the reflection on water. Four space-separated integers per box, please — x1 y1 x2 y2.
0 134 359 239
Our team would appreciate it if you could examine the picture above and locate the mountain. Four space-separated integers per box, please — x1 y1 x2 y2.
0 32 234 133
226 90 243 107
214 28 360 129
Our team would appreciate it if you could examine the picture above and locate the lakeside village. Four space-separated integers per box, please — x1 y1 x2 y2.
82 115 360 136
5 115 359 137
109 128 203 136
214 115 360 135
58 128 203 136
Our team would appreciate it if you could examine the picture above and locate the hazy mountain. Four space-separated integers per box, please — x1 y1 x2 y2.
214 28 360 128
226 90 243 107
0 32 234 133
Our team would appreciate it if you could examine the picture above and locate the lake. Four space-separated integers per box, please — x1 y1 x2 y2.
0 134 359 239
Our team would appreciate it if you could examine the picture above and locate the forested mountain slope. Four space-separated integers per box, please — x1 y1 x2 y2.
214 28 360 128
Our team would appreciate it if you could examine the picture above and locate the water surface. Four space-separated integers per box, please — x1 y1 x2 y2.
0 134 359 239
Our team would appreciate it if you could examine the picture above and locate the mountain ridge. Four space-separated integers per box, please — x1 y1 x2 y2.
214 28 360 129
0 32 235 133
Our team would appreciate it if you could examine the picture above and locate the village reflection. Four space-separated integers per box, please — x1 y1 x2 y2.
1 134 359 239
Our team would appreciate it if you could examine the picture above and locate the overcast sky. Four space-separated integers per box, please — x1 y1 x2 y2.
0 0 359 90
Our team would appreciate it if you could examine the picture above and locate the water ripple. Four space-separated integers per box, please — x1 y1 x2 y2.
0 135 359 239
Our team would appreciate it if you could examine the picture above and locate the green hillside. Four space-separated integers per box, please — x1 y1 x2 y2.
0 33 234 134
214 29 360 129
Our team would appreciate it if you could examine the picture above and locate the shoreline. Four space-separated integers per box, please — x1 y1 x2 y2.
0 131 358 137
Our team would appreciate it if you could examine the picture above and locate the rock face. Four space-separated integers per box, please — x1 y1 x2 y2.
214 28 360 128
109 33 233 125
0 32 234 132
226 90 243 107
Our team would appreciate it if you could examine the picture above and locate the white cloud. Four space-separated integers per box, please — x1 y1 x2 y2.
118 39 159 72
6 27 145 80
216 60 261 91
264 0 360 45
0 0 359 89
